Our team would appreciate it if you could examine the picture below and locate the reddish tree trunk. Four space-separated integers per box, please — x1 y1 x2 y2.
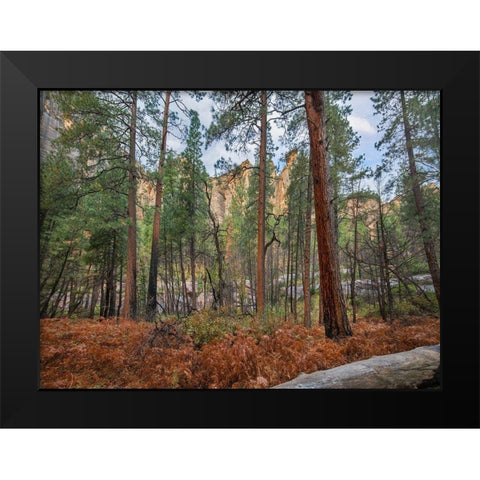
304 90 352 339
123 91 138 320
147 91 171 321
256 90 267 318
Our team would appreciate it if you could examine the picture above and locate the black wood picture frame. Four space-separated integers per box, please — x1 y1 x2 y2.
1 51 478 428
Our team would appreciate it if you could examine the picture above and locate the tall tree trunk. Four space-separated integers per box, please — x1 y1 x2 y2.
162 237 170 314
286 213 294 315
205 267 218 308
289 226 294 314
256 90 267 318
269 247 274 305
169 241 176 315
400 91 440 306
179 239 189 314
190 236 197 310
49 277 68 318
304 90 352 339
123 91 138 320
375 221 387 322
215 234 225 308
203 259 207 309
377 197 394 322
293 202 302 320
116 261 123 319
102 258 110 318
100 277 106 318
69 290 87 318
89 275 99 318
67 277 78 317
106 233 117 317
274 243 280 304
303 160 313 328
40 244 72 318
368 262 383 317
170 241 180 317
350 187 360 323
102 234 116 317
147 91 171 321
248 244 255 310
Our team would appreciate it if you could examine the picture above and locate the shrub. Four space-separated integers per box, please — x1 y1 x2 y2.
40 314 440 389
181 308 248 346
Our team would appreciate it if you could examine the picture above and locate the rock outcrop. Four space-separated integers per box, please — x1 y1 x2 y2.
210 151 297 222
40 92 63 163
210 159 253 223
272 344 440 389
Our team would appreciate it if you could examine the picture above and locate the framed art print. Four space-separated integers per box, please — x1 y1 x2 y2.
1 51 478 427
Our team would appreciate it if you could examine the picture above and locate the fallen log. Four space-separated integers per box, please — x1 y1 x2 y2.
272 344 440 389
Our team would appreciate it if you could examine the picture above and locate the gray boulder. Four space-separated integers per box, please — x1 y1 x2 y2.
272 345 440 389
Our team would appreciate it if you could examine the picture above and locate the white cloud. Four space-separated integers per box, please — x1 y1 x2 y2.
178 92 214 127
349 115 376 135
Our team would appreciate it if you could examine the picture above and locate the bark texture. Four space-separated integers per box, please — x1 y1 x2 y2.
256 90 267 318
305 90 352 339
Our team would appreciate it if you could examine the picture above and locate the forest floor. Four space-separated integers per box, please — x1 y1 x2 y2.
40 312 440 389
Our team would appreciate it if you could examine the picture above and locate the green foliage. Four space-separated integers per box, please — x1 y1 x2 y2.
40 91 157 318
394 293 439 318
40 89 440 329
182 308 244 345
372 90 440 189
178 110 209 239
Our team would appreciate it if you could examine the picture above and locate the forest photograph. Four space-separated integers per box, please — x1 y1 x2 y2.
39 89 440 389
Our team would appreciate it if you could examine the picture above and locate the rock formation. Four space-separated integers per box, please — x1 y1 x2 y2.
40 92 63 163
209 150 297 222
210 159 253 223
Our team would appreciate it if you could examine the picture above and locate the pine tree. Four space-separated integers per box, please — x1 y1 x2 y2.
180 110 208 311
123 91 138 320
146 91 171 321
304 90 352 339
40 91 144 319
257 90 268 317
207 91 272 318
372 90 440 306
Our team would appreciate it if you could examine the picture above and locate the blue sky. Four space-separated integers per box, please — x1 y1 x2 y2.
349 91 381 168
168 91 383 179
